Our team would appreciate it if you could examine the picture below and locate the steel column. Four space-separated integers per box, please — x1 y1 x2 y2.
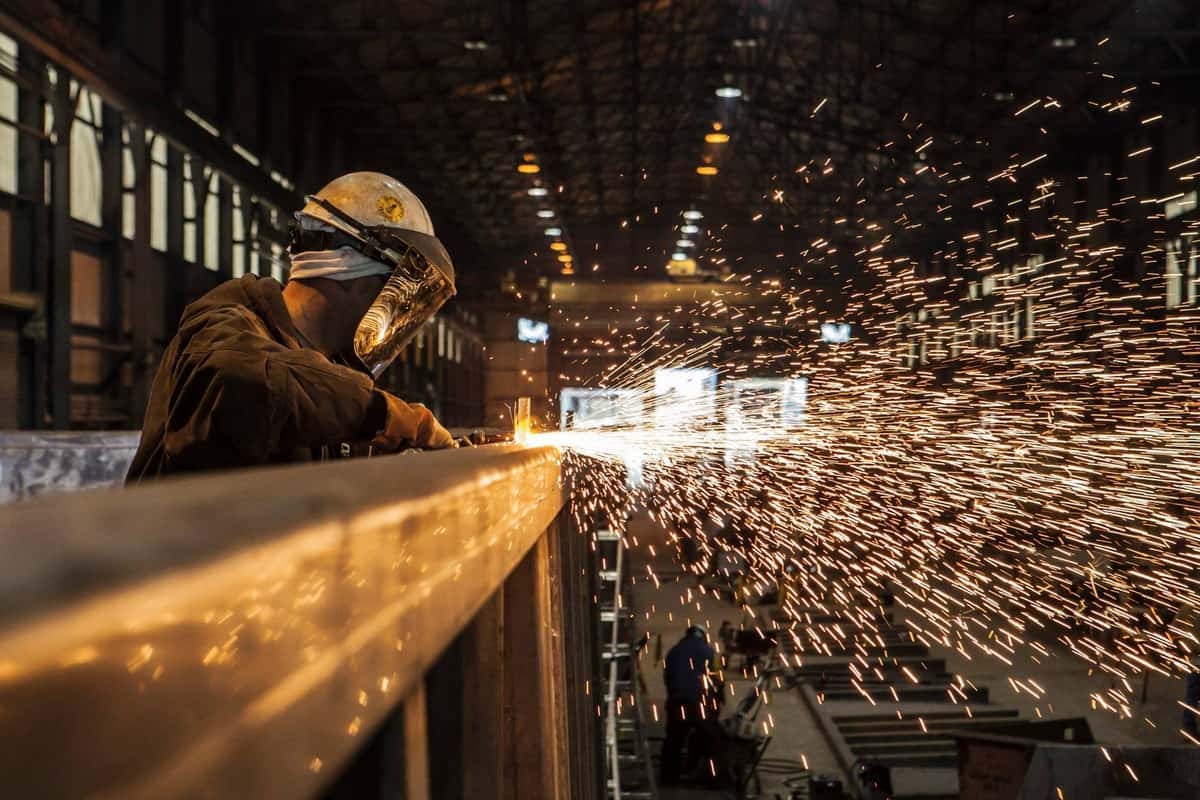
462 590 504 800
404 684 431 800
502 533 566 800
14 47 45 428
189 158 209 271
164 143 184 334
425 633 465 800
217 176 233 278
47 72 75 428
100 102 124 416
126 123 155 422
558 508 602 800
542 518 572 795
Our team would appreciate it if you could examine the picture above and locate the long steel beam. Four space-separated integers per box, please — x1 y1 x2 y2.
0 444 563 798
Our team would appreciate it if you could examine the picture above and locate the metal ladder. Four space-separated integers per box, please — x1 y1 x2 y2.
598 526 658 800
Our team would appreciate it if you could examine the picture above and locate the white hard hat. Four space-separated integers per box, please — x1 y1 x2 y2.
300 171 454 287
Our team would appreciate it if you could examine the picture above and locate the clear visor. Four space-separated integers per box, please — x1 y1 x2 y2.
354 249 454 378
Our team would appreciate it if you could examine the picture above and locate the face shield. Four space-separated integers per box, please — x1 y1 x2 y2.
302 194 456 378
354 246 454 377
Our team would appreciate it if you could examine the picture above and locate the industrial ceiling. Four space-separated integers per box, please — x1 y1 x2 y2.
258 0 1200 280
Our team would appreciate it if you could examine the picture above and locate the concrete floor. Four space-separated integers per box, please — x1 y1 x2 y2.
899 606 1191 748
621 510 1194 799
627 511 847 799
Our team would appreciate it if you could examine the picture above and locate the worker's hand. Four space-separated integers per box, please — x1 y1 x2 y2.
421 418 457 450
372 392 457 451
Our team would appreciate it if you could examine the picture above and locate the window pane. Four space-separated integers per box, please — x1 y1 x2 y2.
1190 246 1199 306
150 134 167 251
203 172 218 271
0 32 16 72
183 157 196 262
1167 240 1183 309
121 127 135 239
0 33 16 194
70 90 103 226
270 242 283 281
232 186 245 277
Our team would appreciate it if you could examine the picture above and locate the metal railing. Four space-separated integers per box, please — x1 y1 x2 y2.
0 444 600 799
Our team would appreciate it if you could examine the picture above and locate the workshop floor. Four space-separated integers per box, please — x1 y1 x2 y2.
898 605 1191 748
627 511 846 799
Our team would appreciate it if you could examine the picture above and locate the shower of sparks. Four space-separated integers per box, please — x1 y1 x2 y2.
534 72 1200 742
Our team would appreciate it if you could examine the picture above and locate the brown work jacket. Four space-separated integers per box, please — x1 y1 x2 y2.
126 274 387 483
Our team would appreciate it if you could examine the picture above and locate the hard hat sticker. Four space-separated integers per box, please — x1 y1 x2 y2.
377 195 406 223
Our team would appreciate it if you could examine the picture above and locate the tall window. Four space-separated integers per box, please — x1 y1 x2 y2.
150 133 167 251
121 126 135 239
232 186 245 277
182 155 197 262
1166 238 1199 309
0 32 17 195
203 171 218 270
70 87 103 226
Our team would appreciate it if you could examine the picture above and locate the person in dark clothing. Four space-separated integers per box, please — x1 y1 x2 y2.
661 624 718 784
127 172 457 482
1185 651 1200 738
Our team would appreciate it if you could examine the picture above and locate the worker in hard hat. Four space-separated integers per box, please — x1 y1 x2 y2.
126 172 457 482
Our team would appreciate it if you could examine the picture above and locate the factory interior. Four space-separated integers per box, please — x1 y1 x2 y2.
1 1 1199 799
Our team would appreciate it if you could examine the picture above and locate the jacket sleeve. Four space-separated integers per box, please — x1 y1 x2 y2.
161 309 385 470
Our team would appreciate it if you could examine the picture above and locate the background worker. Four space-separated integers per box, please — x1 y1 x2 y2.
1184 654 1200 738
661 624 719 784
127 172 457 482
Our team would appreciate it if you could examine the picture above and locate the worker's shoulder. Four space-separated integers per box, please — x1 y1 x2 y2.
179 276 275 331
670 636 713 658
180 302 273 348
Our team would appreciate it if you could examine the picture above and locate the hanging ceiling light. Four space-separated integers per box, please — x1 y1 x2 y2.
696 165 718 175
670 251 688 261
550 241 568 252
705 131 731 144
680 224 700 234
557 253 573 263
544 226 562 236
682 209 703 221
536 209 555 219
517 152 540 174
715 85 742 99
527 187 549 197
676 239 695 248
